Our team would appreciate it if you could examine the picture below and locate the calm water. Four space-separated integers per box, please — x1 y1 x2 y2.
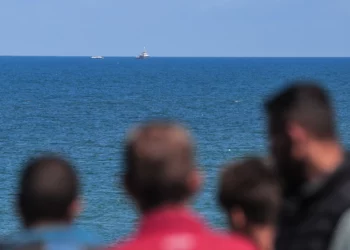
1 57 350 242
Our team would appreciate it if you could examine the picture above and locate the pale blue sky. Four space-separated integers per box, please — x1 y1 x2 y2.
0 0 349 57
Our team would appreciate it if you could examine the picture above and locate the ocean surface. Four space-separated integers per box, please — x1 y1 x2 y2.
0 57 350 242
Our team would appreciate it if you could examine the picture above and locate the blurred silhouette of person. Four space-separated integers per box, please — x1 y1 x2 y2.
1 154 102 250
218 157 281 250
111 121 257 250
265 82 350 250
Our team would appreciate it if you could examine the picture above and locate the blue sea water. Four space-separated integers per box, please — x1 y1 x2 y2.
0 57 350 243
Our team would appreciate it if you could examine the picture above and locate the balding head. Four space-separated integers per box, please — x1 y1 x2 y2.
124 121 199 212
18 154 79 227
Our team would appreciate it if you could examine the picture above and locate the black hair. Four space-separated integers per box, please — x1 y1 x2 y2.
218 157 281 225
265 81 336 139
18 154 79 227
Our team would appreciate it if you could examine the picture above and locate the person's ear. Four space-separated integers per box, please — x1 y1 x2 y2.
287 122 307 141
188 168 202 195
287 122 308 159
230 207 247 231
69 198 82 220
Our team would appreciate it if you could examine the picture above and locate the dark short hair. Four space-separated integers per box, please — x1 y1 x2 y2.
18 154 79 226
264 81 336 139
124 121 195 212
218 157 281 225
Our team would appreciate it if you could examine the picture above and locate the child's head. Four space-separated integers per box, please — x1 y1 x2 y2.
218 157 281 250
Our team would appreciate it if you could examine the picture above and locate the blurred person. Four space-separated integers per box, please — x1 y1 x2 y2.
1 154 102 250
218 157 281 250
111 121 257 250
265 82 350 250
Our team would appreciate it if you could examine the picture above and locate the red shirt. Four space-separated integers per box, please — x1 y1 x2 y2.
111 206 257 250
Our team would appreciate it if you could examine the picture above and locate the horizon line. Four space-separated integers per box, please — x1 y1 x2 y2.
1 55 350 58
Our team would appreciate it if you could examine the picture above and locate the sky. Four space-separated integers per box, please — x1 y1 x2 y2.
0 0 349 57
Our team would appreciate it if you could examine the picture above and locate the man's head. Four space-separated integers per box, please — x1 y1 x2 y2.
123 121 200 213
219 157 281 229
218 157 281 250
264 81 337 196
18 154 80 227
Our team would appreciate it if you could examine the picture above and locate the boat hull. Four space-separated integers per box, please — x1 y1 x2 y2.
136 56 150 59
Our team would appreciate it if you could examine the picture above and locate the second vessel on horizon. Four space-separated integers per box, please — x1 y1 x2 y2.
136 47 150 59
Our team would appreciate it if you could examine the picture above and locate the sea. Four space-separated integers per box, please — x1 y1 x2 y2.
0 57 350 243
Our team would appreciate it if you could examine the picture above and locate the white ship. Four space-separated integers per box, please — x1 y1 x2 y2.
91 56 104 59
136 47 149 59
